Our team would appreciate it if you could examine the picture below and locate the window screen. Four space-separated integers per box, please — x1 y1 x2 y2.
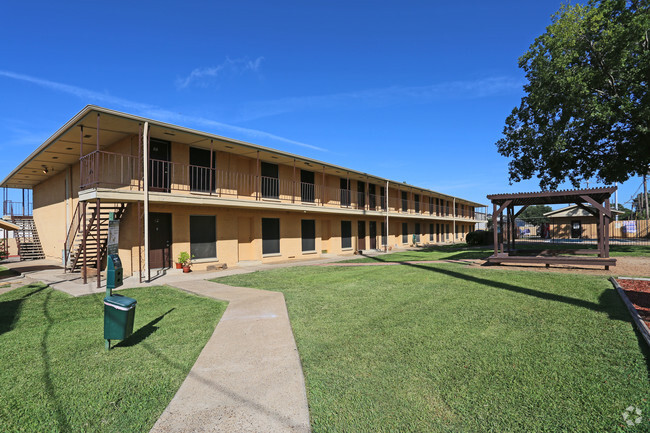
414 223 420 242
301 219 316 252
341 220 352 249
402 222 408 244
262 218 280 254
190 215 216 259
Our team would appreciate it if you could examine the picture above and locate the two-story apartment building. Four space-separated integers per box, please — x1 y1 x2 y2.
1 106 486 281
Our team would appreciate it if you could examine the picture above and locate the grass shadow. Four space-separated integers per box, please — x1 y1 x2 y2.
364 254 629 322
0 284 48 336
0 268 19 280
115 308 175 348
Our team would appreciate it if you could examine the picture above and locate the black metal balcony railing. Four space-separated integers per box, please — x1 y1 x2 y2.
261 176 279 199
79 150 483 219
301 182 315 203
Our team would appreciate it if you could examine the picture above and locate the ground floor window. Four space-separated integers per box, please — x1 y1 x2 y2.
381 222 387 246
430 223 434 242
414 223 421 243
190 215 216 259
302 219 316 252
402 222 408 244
262 218 280 254
446 224 450 241
341 220 352 249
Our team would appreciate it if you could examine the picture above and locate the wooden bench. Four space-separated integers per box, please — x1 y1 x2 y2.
486 254 616 270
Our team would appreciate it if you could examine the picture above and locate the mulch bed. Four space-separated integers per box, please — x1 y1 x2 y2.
616 278 650 330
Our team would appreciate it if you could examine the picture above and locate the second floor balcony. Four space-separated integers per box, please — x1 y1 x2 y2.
80 150 485 220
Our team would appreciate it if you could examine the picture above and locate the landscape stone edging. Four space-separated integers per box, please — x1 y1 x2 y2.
610 276 650 348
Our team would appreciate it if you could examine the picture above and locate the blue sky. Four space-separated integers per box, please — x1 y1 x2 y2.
0 1 644 209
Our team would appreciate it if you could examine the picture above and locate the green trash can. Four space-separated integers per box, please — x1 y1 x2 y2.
104 294 137 341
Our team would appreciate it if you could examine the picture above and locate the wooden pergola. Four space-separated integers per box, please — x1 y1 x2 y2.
486 187 617 269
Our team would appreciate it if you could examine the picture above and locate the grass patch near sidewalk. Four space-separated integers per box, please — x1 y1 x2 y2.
0 283 226 432
216 264 650 432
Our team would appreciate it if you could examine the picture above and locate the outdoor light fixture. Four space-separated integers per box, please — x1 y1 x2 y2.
42 165 49 174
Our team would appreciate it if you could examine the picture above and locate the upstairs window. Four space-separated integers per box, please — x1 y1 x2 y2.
189 147 216 192
401 191 408 212
340 178 351 207
301 169 315 203
357 181 365 208
261 162 279 199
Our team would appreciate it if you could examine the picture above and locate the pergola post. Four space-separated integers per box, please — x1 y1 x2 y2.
492 202 498 256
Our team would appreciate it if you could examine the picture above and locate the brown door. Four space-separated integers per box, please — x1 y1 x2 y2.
369 221 377 249
357 221 366 250
149 212 172 268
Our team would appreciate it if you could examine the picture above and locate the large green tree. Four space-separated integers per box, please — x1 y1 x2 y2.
497 0 649 189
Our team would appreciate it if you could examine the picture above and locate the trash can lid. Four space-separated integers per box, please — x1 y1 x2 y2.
104 294 137 310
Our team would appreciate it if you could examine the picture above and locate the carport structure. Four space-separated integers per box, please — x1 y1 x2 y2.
486 187 617 269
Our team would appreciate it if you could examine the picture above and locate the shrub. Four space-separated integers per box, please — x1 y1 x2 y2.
466 230 492 246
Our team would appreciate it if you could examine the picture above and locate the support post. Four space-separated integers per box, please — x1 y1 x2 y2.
256 151 260 201
96 113 100 183
385 180 389 251
604 200 611 259
453 197 456 243
493 202 498 256
209 140 214 195
143 122 150 282
82 201 88 284
292 159 296 203
96 198 101 288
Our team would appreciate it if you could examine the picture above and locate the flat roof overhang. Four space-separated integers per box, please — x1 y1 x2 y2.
1 105 486 207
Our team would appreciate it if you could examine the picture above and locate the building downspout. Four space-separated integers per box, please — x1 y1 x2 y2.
143 122 150 282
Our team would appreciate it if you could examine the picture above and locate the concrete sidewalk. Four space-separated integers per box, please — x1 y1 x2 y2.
150 280 310 432
0 251 385 297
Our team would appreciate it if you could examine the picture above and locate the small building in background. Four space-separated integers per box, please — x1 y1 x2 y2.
544 205 623 239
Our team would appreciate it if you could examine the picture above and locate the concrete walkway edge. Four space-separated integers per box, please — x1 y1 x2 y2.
149 280 311 433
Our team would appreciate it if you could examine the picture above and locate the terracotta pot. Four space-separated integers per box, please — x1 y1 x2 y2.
182 265 191 273
175 262 182 269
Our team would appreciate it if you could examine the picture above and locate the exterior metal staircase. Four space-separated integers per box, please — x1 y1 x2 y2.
13 216 45 260
64 201 127 272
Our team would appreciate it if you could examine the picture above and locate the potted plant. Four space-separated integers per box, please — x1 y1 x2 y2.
175 252 184 269
178 251 193 273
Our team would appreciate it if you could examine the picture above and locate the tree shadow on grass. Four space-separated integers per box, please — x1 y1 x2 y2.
363 255 630 322
115 308 175 348
0 284 48 336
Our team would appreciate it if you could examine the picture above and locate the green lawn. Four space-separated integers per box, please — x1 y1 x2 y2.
0 284 226 432
215 263 650 432
348 242 650 264
350 244 493 262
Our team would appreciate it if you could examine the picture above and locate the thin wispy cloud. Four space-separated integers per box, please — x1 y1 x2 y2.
0 69 324 152
236 76 525 122
176 56 264 89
